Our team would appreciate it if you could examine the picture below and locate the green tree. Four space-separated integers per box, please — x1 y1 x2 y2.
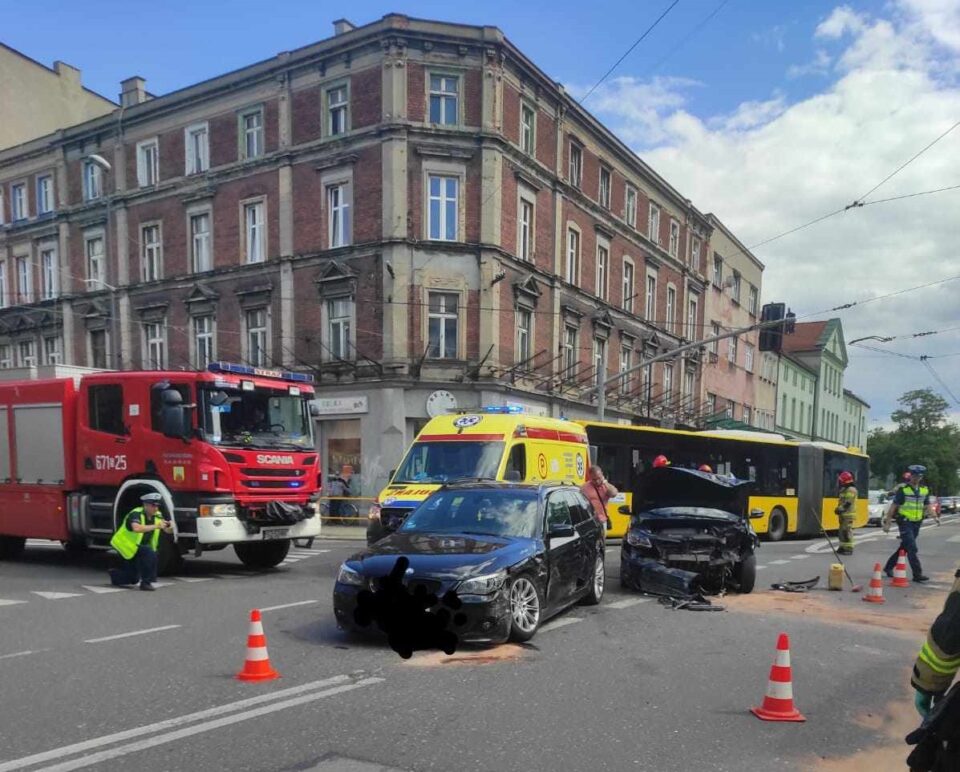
891 389 950 433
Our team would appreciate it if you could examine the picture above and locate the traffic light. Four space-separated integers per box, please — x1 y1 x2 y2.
758 303 785 352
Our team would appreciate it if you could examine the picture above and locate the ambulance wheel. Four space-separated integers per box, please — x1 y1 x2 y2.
234 540 291 569
0 536 26 559
157 532 184 576
765 508 786 542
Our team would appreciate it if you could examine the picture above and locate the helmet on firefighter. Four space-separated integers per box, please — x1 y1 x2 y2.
653 455 670 468
698 464 713 473
838 471 854 486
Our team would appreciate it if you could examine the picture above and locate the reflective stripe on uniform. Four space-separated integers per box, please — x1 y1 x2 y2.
918 643 960 675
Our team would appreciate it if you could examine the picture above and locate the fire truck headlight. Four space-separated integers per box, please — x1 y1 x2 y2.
199 503 237 518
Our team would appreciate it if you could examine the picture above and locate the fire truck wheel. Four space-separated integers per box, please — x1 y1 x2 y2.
234 540 291 569
0 536 26 560
61 538 89 554
157 532 184 576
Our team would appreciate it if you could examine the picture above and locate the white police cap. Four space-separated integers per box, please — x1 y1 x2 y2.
141 492 163 504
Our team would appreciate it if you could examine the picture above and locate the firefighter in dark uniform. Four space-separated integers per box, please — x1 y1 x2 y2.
835 471 857 555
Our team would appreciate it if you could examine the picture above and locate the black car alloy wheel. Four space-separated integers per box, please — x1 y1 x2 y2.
508 575 542 642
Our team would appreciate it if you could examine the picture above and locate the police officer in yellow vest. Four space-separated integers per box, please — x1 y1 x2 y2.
884 465 937 583
108 493 172 591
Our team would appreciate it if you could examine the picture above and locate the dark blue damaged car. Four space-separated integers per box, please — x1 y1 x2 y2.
333 481 605 644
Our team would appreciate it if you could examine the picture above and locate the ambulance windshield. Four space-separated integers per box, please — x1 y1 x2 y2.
199 386 313 450
393 441 505 483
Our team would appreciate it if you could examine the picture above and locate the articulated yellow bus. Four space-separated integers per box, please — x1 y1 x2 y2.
574 421 869 540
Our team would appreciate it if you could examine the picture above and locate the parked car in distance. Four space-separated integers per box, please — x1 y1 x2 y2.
621 467 761 596
334 481 605 645
867 489 890 527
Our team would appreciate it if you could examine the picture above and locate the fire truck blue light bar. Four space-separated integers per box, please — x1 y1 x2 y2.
207 361 315 384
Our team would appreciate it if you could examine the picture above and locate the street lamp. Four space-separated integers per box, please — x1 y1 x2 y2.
82 154 120 370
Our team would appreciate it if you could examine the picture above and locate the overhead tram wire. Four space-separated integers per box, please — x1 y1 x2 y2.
921 358 960 406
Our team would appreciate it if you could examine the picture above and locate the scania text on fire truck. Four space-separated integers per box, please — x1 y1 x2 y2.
0 362 322 572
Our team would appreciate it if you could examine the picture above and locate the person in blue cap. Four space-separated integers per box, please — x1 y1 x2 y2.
108 492 173 591
884 465 937 582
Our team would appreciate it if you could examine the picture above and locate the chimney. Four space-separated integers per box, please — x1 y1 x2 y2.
53 61 81 87
333 18 356 36
119 76 147 107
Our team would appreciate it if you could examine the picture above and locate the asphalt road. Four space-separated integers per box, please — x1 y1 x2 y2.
1 517 957 772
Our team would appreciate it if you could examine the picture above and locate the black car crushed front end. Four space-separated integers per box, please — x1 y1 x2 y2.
621 467 761 595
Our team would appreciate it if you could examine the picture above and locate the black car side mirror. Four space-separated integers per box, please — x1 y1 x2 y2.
618 505 631 515
749 508 765 519
548 522 576 539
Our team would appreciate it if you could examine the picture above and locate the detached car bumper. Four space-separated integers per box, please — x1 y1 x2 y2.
333 582 513 644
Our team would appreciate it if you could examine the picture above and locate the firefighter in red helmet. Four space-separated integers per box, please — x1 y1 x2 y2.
653 455 671 468
835 470 858 555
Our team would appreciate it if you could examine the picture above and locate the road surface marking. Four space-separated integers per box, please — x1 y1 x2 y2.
260 600 318 612
31 591 83 600
150 582 174 589
209 574 244 580
607 598 652 609
84 625 182 644
756 565 767 570
170 576 212 583
768 560 790 565
0 675 376 772
280 558 303 564
947 534 960 543
790 554 811 560
540 617 582 633
81 585 127 594
0 599 28 607
0 650 37 660
288 550 319 558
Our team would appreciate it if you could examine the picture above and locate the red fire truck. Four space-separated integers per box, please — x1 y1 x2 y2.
0 362 321 573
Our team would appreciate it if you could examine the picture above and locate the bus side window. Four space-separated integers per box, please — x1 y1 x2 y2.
505 443 526 481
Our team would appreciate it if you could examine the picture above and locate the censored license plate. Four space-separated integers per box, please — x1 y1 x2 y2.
262 527 290 540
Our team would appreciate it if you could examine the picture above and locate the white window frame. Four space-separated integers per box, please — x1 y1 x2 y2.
426 174 460 242
566 226 581 285
748 285 758 316
569 142 582 188
242 198 267 264
428 73 460 126
599 166 611 209
0 260 9 309
43 335 61 365
562 325 578 379
136 138 159 187
690 236 701 270
327 181 352 248
184 122 209 175
142 319 167 370
140 222 163 282
0 189 4 224
744 342 755 373
40 243 58 300
731 271 742 304
713 254 723 287
83 161 102 201
728 335 738 365
36 174 54 215
520 102 536 155
192 314 215 369
665 285 676 333
683 366 694 400
668 219 680 257
11 183 27 221
327 296 353 361
622 258 635 313
17 339 36 368
687 294 698 340
327 83 350 137
239 106 264 160
619 343 632 395
245 307 270 368
645 273 657 322
15 255 32 304
189 210 212 273
427 291 460 360
710 322 721 355
625 185 637 228
743 405 752 426
88 329 109 369
663 362 673 397
648 202 660 244
593 337 607 387
517 192 535 262
516 307 532 365
596 240 609 300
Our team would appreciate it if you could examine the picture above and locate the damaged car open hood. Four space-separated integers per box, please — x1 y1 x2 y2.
634 467 754 517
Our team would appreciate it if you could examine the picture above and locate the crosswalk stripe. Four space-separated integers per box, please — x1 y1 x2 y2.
82 585 128 594
768 559 790 565
32 591 83 600
607 597 652 609
0 599 28 607
540 617 582 633
170 577 212 583
946 534 960 543
790 554 811 560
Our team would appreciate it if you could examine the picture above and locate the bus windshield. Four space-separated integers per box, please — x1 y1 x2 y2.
393 441 505 484
199 386 314 451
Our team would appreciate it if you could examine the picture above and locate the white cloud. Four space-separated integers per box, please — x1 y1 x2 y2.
753 24 789 53
578 0 960 423
787 49 833 79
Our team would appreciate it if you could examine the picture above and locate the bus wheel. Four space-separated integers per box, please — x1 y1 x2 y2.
766 508 787 542
0 536 26 559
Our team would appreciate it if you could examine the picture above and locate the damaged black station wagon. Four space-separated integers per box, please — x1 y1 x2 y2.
620 466 764 596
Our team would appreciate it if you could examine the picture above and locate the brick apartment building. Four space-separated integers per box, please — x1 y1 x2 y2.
0 14 719 496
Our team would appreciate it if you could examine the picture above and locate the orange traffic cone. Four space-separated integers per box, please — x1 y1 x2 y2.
236 609 280 682
862 563 886 604
891 550 910 588
751 632 806 722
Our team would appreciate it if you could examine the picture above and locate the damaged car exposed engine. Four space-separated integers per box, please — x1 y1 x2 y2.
620 466 764 597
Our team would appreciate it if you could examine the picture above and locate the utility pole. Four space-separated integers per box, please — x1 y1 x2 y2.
591 316 795 422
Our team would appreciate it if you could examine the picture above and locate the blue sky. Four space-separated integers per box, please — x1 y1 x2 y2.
5 0 960 425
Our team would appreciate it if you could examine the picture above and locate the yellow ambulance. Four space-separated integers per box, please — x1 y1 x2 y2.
366 406 590 543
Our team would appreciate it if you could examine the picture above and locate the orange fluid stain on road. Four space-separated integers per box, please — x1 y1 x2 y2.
402 643 530 667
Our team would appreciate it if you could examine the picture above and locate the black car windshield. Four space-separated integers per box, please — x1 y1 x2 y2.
199 386 314 450
399 489 539 538
639 507 738 521
392 441 505 484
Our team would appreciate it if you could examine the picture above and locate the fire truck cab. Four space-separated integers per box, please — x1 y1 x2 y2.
0 362 321 572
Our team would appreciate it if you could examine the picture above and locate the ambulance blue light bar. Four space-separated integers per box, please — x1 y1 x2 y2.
480 405 525 414
207 361 315 384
